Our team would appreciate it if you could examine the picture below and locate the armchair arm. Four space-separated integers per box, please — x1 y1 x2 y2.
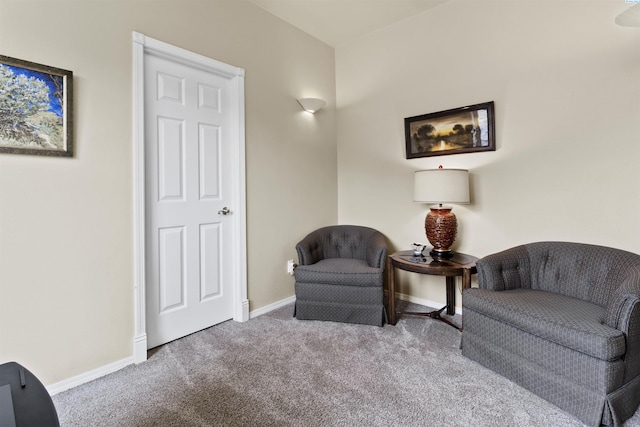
605 266 640 329
295 230 324 266
605 266 640 382
365 231 387 269
476 245 531 291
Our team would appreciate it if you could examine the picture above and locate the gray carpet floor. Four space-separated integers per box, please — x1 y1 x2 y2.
53 302 640 426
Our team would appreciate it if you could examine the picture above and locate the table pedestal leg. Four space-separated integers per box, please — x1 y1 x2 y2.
446 276 455 315
399 275 460 330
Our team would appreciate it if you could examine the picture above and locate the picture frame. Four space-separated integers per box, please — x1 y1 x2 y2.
0 55 73 157
405 101 495 159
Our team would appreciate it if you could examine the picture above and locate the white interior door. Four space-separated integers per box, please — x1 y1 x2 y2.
144 50 238 349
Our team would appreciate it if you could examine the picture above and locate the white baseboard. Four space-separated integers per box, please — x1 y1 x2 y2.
249 295 296 319
395 292 462 315
47 356 135 396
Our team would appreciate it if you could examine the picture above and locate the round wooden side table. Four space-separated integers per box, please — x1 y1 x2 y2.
387 250 478 329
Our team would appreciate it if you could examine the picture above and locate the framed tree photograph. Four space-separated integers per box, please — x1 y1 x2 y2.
0 55 73 157
405 101 495 159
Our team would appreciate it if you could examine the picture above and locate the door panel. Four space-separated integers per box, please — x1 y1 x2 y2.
200 223 221 300
158 226 186 313
145 52 234 349
157 117 185 201
198 124 220 200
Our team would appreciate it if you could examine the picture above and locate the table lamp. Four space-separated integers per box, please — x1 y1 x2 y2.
414 167 470 258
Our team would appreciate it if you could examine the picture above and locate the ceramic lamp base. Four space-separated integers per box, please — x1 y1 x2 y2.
425 205 457 258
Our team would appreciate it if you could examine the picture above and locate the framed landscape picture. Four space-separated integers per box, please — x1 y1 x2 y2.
405 101 495 159
0 55 73 157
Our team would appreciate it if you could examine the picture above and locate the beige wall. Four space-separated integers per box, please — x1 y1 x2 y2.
0 0 337 385
336 1 640 306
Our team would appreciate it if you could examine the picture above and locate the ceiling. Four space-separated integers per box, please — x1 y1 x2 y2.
248 0 449 47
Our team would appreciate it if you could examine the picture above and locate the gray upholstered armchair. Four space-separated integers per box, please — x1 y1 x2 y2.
294 225 387 326
462 242 640 427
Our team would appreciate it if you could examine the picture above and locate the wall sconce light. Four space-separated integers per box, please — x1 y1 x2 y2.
297 98 326 113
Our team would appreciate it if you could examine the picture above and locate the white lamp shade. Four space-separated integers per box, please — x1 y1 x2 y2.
414 169 470 204
297 98 326 113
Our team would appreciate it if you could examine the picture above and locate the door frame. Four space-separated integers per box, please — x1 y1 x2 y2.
132 32 249 363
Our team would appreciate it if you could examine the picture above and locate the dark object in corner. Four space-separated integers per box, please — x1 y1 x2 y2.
0 362 59 427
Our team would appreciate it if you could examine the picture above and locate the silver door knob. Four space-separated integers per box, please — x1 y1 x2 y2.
218 207 231 215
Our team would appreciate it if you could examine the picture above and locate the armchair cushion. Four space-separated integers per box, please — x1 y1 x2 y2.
464 288 625 360
294 258 383 287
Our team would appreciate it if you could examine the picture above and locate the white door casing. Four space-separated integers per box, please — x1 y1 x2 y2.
132 32 248 362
